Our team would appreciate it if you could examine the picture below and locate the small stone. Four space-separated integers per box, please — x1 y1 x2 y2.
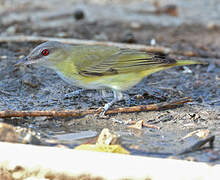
135 94 144 99
73 9 85 20
22 74 41 88
162 4 178 16
150 39 156 46
182 66 192 74
0 55 7 59
196 96 204 103
6 26 16 34
130 22 141 29
34 116 48 121
42 89 51 95
207 63 216 73
18 55 25 59
56 32 68 37
94 33 108 41
207 22 218 30
121 32 137 44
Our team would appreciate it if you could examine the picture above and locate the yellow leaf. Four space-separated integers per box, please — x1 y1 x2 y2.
75 144 130 154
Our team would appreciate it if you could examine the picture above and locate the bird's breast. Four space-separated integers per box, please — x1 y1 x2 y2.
55 70 107 89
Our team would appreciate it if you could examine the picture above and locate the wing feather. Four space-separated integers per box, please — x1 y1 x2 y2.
72 46 176 76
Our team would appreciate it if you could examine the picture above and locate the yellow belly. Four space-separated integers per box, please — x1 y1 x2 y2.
81 72 144 91
53 59 176 91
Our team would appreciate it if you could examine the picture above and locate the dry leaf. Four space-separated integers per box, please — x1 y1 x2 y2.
180 129 210 141
74 128 128 154
75 144 129 154
195 129 210 138
143 123 160 130
0 123 18 143
96 128 119 145
128 120 143 129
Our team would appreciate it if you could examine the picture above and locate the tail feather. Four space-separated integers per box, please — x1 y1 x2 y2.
141 59 206 77
174 60 207 66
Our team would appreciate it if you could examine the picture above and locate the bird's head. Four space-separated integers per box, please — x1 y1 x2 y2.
15 41 68 67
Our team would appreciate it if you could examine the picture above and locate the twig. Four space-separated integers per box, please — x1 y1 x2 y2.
0 35 171 53
178 135 215 155
1 35 218 59
143 123 161 130
127 120 160 130
1 35 219 59
0 97 192 118
174 51 220 60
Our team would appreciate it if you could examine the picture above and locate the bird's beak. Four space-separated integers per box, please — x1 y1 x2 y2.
14 57 28 67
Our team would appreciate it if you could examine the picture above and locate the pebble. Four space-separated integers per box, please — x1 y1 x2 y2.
22 74 41 88
121 32 137 43
94 33 108 41
0 55 7 59
56 32 68 37
18 55 25 59
150 38 156 46
182 66 192 74
73 9 85 20
130 22 141 29
6 25 16 34
207 63 216 73
207 22 218 30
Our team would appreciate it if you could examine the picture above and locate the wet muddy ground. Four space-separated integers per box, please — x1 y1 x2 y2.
0 0 220 163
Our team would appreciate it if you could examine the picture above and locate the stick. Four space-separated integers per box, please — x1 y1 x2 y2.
143 123 161 130
0 35 218 59
1 35 217 59
0 97 192 118
0 35 171 53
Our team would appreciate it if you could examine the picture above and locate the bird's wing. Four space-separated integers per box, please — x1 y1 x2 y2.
73 46 176 76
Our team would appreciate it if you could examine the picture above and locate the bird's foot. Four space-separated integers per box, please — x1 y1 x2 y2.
99 102 111 117
98 90 123 118
98 113 109 119
94 107 109 119
99 89 110 98
95 103 112 119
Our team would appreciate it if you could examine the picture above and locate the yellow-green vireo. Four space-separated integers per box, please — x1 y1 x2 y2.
16 41 203 114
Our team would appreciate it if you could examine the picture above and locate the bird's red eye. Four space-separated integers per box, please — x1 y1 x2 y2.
41 49 49 56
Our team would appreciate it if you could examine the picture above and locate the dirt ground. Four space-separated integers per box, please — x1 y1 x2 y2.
0 0 220 163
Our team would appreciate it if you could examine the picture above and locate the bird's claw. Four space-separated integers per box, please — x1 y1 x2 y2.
98 112 109 119
95 108 109 119
95 104 110 119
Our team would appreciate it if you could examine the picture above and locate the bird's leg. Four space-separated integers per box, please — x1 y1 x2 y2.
98 89 109 98
101 90 123 115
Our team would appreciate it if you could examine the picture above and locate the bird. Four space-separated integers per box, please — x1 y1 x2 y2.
15 41 203 114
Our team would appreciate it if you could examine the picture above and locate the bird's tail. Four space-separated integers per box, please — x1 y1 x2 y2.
141 59 206 77
174 60 207 67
